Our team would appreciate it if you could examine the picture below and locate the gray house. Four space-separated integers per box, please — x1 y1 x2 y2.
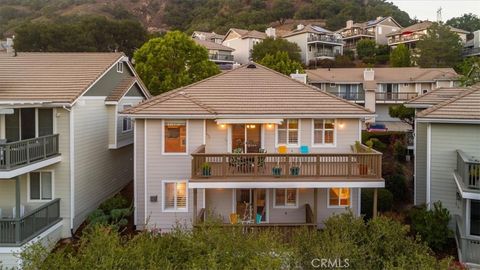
0 52 150 268
124 63 384 232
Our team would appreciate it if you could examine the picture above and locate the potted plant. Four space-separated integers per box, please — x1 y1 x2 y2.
272 162 282 177
202 162 211 177
290 160 300 176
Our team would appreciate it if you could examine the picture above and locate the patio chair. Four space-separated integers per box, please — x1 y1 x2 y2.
229 213 238 224
300 145 309 154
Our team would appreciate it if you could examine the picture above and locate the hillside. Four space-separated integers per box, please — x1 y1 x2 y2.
0 0 412 37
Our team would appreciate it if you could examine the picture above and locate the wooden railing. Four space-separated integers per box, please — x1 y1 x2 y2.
191 146 382 180
456 150 480 189
305 204 315 224
0 199 61 245
375 92 418 101
455 215 480 264
0 134 59 171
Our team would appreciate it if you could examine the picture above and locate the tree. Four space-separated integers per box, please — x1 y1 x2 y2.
446 13 480 35
389 104 415 130
251 37 301 63
133 31 220 95
259 51 304 75
416 23 463 68
356 39 376 62
271 0 294 25
390 44 411 67
456 57 480 86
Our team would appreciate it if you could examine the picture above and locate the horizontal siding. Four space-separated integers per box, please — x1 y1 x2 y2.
117 97 144 147
415 122 428 205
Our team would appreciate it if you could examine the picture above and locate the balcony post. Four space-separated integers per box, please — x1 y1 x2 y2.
313 188 318 224
26 141 30 164
15 176 21 243
43 136 47 158
373 188 378 218
193 188 198 225
5 144 10 170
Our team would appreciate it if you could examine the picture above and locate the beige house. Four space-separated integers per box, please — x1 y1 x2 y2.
337 17 401 51
192 31 225 44
0 52 150 268
387 21 469 50
283 24 344 66
406 86 480 267
222 28 273 64
305 67 460 129
124 63 384 232
193 39 235 70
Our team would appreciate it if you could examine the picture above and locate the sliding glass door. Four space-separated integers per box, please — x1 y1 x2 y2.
231 124 261 153
5 108 53 142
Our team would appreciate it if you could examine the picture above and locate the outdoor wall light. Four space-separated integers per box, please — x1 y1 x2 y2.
267 124 273 129
339 122 345 129
219 124 226 128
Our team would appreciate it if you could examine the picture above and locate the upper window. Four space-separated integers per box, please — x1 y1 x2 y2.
471 200 480 236
164 120 187 153
313 119 335 146
274 188 298 208
122 105 132 132
163 180 187 212
116 62 123 73
328 188 350 208
29 171 53 201
277 119 299 146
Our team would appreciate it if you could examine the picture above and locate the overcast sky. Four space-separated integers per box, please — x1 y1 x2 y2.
389 0 480 21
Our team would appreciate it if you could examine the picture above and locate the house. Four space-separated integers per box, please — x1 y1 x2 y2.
387 21 469 50
337 17 402 51
406 86 480 267
192 31 225 44
0 52 150 268
123 63 384 233
222 28 274 64
283 24 344 66
193 39 235 70
305 67 460 130
464 30 480 57
0 38 13 53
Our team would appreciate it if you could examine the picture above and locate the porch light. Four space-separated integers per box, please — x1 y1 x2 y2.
219 124 226 128
338 122 345 129
246 124 256 129
267 124 273 129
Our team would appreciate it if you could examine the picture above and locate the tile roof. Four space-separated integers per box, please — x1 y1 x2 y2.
193 39 234 51
0 52 124 104
405 87 468 107
105 77 137 102
283 24 334 38
386 21 469 37
306 67 459 83
125 63 373 117
417 86 480 120
229 28 267 39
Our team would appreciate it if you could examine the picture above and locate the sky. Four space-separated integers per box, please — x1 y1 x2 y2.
389 0 480 21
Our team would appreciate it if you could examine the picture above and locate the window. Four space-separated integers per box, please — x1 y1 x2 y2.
277 119 299 146
5 108 54 142
471 200 480 236
116 62 123 73
274 189 298 208
122 105 132 132
163 181 187 212
313 119 335 145
328 188 350 207
38 109 53 136
29 172 53 201
164 120 187 153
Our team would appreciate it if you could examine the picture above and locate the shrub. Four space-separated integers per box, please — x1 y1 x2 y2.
361 188 394 219
393 140 407 161
87 194 132 229
409 202 452 251
385 174 409 203
100 194 130 212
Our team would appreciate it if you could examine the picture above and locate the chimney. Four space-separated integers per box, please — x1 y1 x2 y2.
364 68 374 81
265 27 276 39
346 20 354 28
376 16 383 21
297 24 305 31
290 71 307 84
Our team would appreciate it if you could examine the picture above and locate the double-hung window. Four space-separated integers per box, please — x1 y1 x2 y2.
122 105 132 132
277 119 299 146
313 119 335 146
274 189 298 208
163 180 187 212
164 120 187 153
328 188 350 207
29 172 53 201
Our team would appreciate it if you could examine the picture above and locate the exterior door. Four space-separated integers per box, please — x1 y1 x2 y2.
231 124 261 153
235 188 268 223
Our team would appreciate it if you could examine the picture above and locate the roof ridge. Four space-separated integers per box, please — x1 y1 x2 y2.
417 87 480 117
181 92 217 114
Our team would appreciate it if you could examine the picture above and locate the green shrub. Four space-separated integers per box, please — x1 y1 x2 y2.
393 140 407 161
366 138 387 152
99 194 130 213
87 194 132 230
385 174 409 203
409 202 452 251
361 189 394 219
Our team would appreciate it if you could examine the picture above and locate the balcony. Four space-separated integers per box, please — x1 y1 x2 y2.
0 199 61 246
191 144 382 181
375 92 418 102
463 47 480 57
342 30 375 39
307 35 343 45
329 91 365 101
314 51 336 58
0 134 60 175
388 34 422 45
456 150 480 190
209 54 234 62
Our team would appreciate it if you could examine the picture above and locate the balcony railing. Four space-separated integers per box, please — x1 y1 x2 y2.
307 35 343 44
342 30 375 38
0 134 59 171
314 51 335 58
0 199 61 245
329 91 365 101
456 150 480 189
455 215 480 265
191 145 382 180
375 92 418 101
209 54 234 62
388 34 422 44
463 47 480 56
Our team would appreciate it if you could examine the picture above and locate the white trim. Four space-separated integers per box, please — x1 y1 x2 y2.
311 119 337 148
417 118 480 124
161 119 189 155
231 189 236 213
27 170 55 203
144 119 148 225
426 123 431 209
125 114 375 119
189 181 385 189
203 119 206 145
357 188 361 216
0 156 61 179
161 180 189 213
327 187 352 208
116 62 124 73
466 199 480 240
52 108 57 134
453 172 480 200
275 119 301 148
69 106 75 230
34 109 39 137
215 119 283 124
358 120 362 141
79 96 107 100
133 119 137 225
272 188 299 208
202 188 206 209
413 118 417 205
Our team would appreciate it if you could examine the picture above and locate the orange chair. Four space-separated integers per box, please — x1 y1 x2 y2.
229 213 238 224
278 145 287 154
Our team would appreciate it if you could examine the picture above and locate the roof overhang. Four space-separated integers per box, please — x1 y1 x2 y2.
215 119 283 124
404 103 432 109
189 180 385 189
416 118 480 124
124 113 376 119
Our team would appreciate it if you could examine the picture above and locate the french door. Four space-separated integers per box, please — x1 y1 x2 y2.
235 188 268 223
231 124 261 153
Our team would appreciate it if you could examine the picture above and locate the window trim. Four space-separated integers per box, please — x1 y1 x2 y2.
311 119 337 148
273 188 299 209
27 170 55 203
161 180 188 213
162 119 189 155
116 62 123 73
327 188 351 208
121 104 133 133
275 119 301 148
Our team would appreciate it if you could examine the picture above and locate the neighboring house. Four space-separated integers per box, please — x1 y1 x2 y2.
464 30 480 57
305 67 460 130
0 52 150 268
222 28 274 64
387 21 469 50
0 38 13 53
283 24 344 66
193 39 235 70
337 17 401 51
406 86 480 267
124 63 384 233
192 31 225 44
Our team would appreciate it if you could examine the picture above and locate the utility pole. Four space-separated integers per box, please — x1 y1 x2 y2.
437 7 443 23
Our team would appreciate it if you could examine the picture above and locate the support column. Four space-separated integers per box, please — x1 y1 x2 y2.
193 188 198 225
373 188 378 218
15 176 21 243
313 188 318 224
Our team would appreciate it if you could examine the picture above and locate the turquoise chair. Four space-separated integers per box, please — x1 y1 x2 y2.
300 145 309 154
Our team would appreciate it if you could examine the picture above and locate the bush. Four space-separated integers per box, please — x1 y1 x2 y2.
87 194 131 229
361 188 394 219
409 202 452 251
99 194 130 213
393 140 407 161
385 174 409 202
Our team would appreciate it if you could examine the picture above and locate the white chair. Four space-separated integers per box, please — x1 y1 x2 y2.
12 205 25 218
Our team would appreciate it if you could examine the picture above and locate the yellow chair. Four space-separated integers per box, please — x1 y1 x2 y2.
229 213 238 224
278 145 287 154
